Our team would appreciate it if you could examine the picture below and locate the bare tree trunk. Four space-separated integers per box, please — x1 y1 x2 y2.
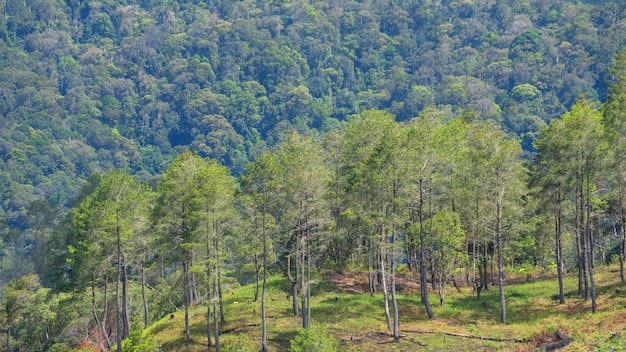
262 209 268 351
491 240 497 287
300 236 307 329
92 277 112 351
254 255 259 302
438 275 445 307
438 252 446 306
391 189 399 343
419 178 434 319
556 190 565 304
206 304 212 348
121 258 130 339
497 195 506 324
586 164 596 312
306 227 311 327
206 231 212 348
476 252 484 301
141 252 149 328
368 249 376 294
380 249 392 331
213 276 220 352
217 245 225 324
116 223 122 352
577 172 589 299
429 184 435 291
103 274 110 349
619 205 626 283
287 256 298 317
183 259 191 342
191 254 198 304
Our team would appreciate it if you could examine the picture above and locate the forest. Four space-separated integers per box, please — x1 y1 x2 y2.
3 0 626 350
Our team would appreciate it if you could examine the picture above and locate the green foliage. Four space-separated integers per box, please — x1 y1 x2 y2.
3 1 626 349
123 316 161 352
222 334 256 352
289 324 338 352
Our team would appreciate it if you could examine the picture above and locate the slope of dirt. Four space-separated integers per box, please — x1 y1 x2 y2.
325 270 421 294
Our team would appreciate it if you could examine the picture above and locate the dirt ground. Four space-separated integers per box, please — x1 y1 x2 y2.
325 270 421 294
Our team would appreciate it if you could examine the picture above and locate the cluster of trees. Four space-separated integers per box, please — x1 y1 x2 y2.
3 0 626 349
7 49 626 347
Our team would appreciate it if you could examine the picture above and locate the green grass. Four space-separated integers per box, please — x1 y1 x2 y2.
137 265 626 351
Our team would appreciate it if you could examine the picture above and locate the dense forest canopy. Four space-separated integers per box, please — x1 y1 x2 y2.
2 0 626 228
3 0 626 350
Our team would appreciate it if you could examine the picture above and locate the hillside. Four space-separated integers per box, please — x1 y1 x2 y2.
2 0 626 232
4 1 626 350
134 266 626 351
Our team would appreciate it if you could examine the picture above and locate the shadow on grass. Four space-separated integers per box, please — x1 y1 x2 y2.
269 329 298 351
445 278 580 324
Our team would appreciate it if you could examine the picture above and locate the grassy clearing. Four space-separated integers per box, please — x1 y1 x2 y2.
139 265 626 351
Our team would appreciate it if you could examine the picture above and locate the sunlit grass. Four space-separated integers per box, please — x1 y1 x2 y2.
139 265 626 351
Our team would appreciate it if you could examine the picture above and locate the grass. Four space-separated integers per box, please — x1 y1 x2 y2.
137 265 626 351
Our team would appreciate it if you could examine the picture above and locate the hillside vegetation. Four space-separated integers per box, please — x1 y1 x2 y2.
4 1 626 351
134 267 626 351
2 0 626 231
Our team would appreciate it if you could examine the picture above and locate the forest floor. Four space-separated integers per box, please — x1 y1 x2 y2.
139 265 626 351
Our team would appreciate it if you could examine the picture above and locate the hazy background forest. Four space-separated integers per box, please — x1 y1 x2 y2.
3 0 626 350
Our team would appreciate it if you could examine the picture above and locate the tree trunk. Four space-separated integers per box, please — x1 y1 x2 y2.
438 252 445 306
438 275 445 307
391 228 399 342
103 274 110 349
497 194 506 324
619 205 626 283
206 231 212 348
287 256 299 317
380 249 392 331
586 163 596 312
577 172 589 299
183 259 191 342
306 230 311 328
491 240 497 287
254 255 259 302
116 222 122 352
191 255 198 304
262 208 268 352
218 246 225 324
419 178 434 319
556 190 565 304
368 250 376 295
141 252 149 328
214 277 220 352
92 277 112 351
122 258 130 339
206 304 212 348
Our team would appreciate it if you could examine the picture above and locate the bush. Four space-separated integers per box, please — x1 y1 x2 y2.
222 334 256 352
48 343 71 352
122 316 161 352
289 324 338 352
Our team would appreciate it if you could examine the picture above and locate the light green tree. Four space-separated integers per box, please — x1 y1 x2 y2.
241 152 279 352
71 169 152 350
339 110 404 340
429 210 465 306
464 121 528 324
274 132 331 330
603 48 626 283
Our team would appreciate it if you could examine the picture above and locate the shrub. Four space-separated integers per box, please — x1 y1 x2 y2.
289 324 338 352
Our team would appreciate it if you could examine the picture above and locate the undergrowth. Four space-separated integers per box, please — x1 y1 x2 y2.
135 265 626 351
